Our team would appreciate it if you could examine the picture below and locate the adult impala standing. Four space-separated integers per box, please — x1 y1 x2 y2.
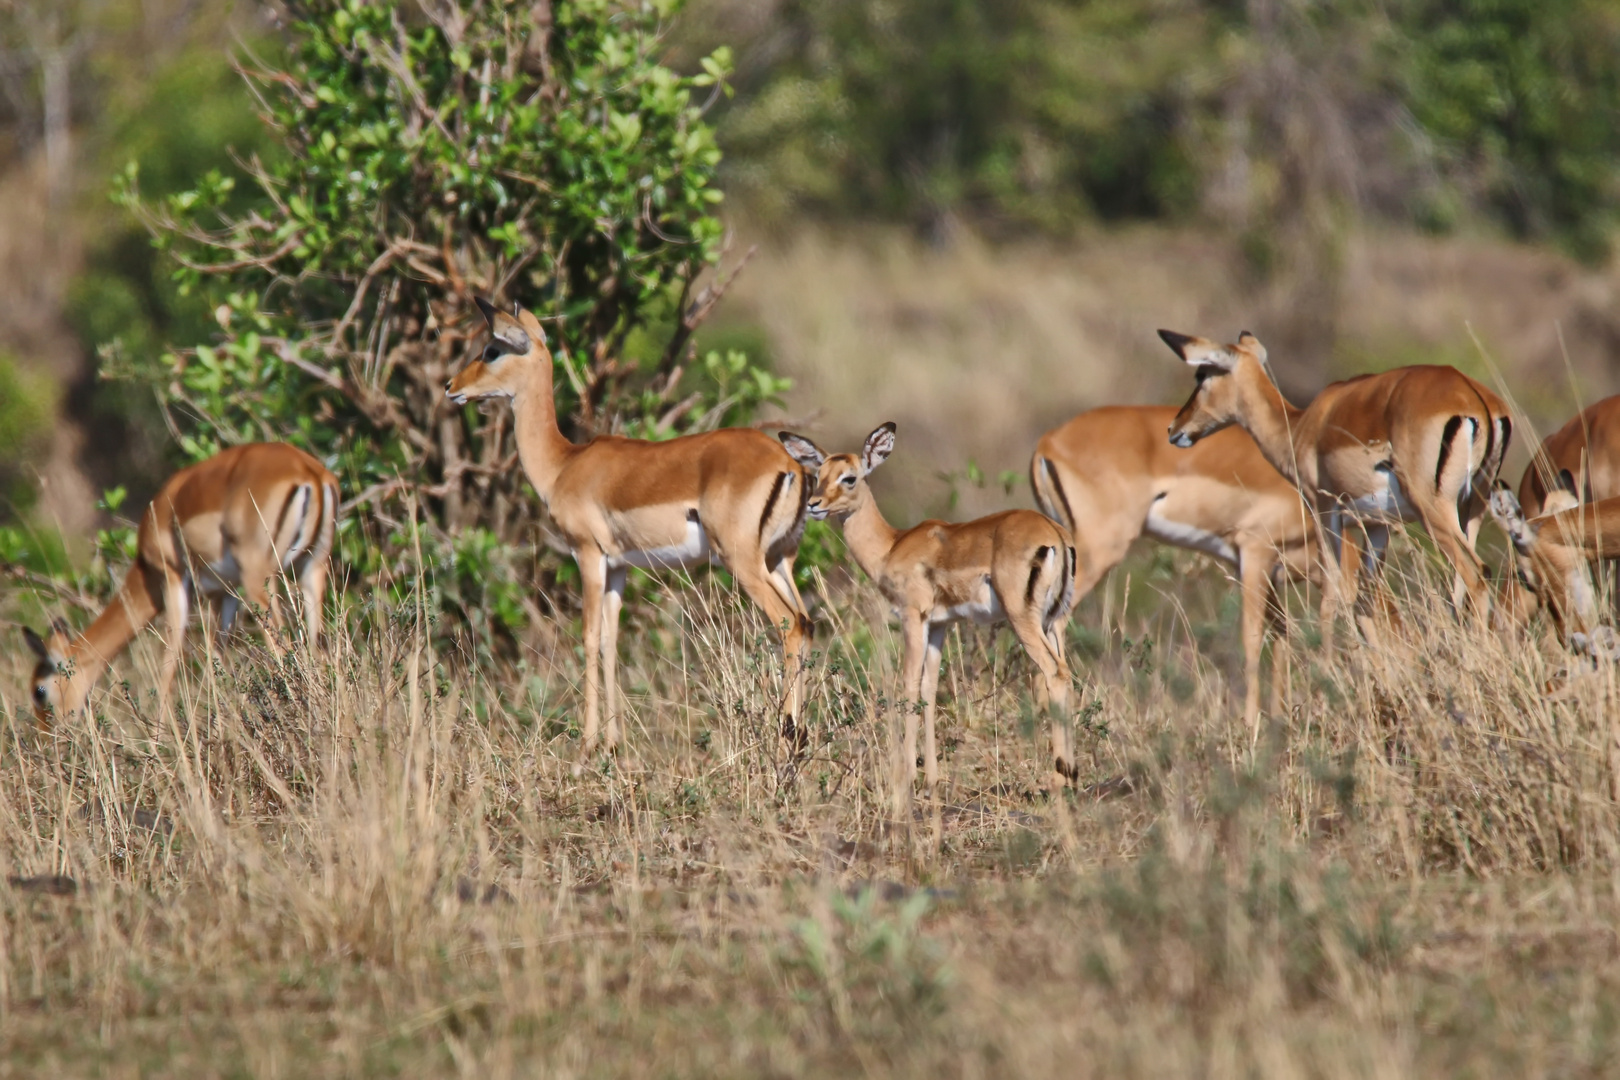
447 299 812 765
22 442 339 725
1031 406 1318 736
1158 329 1511 635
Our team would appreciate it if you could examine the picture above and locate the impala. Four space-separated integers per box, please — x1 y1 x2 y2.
779 423 1077 798
1490 485 1620 654
22 442 338 726
447 299 812 763
1518 393 1620 516
1031 406 1318 736
1159 330 1511 636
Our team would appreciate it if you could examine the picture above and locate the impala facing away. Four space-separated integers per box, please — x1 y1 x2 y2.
1031 406 1318 736
780 423 1077 800
22 443 338 726
1490 486 1620 654
447 299 812 764
1160 330 1511 636
1518 393 1620 516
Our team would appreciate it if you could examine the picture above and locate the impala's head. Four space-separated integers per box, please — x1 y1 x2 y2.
446 297 551 404
21 619 74 727
778 422 897 521
1159 328 1269 447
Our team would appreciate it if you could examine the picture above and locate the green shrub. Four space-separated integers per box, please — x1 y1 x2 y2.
112 0 782 658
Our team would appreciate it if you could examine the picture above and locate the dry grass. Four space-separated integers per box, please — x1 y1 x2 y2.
4 533 1620 1076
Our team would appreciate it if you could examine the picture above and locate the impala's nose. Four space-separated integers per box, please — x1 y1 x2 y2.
1168 428 1194 449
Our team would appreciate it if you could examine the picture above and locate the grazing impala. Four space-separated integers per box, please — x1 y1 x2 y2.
1518 393 1620 516
1031 406 1318 736
779 423 1077 799
1159 330 1511 636
22 443 338 726
1490 486 1620 653
447 299 812 764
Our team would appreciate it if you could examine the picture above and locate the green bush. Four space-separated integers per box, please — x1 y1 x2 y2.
0 353 54 520
113 0 782 657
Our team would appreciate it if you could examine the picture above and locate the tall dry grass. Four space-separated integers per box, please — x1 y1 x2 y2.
3 533 1620 1075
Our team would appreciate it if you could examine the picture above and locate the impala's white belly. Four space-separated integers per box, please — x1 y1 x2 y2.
938 578 1005 625
188 550 241 597
1347 464 1416 523
1144 501 1238 565
614 515 712 571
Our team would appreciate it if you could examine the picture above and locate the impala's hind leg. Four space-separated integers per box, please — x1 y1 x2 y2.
1006 599 1074 784
727 553 812 752
918 622 947 793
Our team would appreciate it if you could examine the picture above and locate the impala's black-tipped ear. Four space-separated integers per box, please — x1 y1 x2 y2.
778 431 827 471
1157 329 1196 357
861 422 897 475
512 300 521 318
1158 329 1235 370
475 297 500 326
22 626 48 661
49 617 69 637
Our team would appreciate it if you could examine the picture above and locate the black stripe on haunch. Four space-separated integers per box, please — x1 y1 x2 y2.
1043 459 1078 534
758 471 790 540
1026 545 1051 606
1435 415 1464 490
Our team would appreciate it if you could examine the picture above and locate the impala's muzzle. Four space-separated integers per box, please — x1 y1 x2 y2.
446 381 470 406
806 499 830 521
1168 425 1195 449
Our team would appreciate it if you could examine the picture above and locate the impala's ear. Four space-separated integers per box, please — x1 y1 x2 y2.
1556 468 1579 496
1236 330 1267 365
475 297 500 326
515 306 548 351
1157 329 1235 371
49 617 69 637
22 626 48 661
861 422 897 475
778 431 826 471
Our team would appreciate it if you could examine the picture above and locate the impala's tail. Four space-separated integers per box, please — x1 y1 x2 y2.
1025 532 1076 634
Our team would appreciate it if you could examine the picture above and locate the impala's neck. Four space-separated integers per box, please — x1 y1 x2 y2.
510 361 576 500
837 486 901 583
61 564 159 714
1232 364 1309 487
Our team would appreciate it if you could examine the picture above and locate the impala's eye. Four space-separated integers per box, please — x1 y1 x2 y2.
32 684 48 705
840 475 857 488
483 345 502 362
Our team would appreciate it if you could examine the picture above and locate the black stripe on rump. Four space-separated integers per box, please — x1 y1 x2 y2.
1041 458 1078 535
1026 545 1052 606
1435 416 1464 490
757 471 790 541
1049 545 1077 622
1497 417 1513 473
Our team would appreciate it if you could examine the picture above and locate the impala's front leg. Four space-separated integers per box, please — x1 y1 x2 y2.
576 548 607 764
600 564 628 751
894 612 929 816
918 622 947 792
1238 549 1274 741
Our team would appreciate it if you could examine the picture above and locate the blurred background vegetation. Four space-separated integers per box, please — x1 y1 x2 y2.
1 0 1619 639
